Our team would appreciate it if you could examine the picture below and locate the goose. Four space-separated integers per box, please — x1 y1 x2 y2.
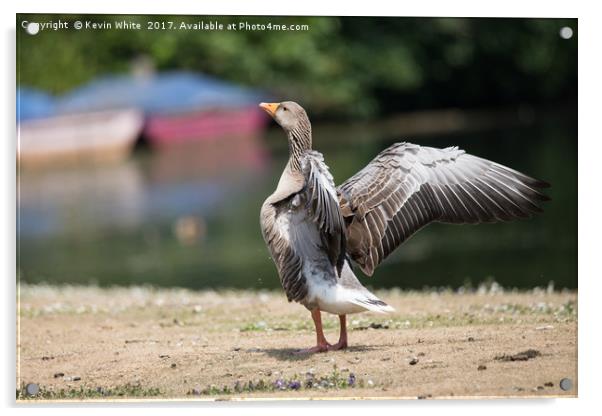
259 101 549 353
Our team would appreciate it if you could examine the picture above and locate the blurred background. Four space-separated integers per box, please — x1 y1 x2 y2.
16 15 577 290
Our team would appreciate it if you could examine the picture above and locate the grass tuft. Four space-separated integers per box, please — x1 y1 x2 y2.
188 365 365 396
17 382 162 400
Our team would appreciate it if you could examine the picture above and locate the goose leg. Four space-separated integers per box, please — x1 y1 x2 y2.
295 308 330 354
328 314 348 350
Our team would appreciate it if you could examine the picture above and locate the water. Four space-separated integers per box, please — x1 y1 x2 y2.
17 115 577 290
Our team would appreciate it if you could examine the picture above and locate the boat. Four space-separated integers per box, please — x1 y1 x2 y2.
56 71 270 147
144 106 266 146
18 109 144 168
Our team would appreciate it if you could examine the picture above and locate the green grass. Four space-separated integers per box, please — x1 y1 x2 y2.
17 367 367 400
188 365 365 396
17 382 162 400
237 300 578 334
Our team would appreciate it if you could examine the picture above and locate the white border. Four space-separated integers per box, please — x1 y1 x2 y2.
3 1 600 415
6 0 584 17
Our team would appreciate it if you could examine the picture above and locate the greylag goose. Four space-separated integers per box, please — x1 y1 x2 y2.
259 101 549 353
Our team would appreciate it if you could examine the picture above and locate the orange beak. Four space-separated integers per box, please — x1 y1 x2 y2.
259 102 280 117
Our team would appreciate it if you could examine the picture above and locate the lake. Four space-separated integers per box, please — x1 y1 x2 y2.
17 112 577 290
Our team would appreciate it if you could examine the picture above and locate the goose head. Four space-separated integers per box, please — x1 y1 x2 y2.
259 101 310 134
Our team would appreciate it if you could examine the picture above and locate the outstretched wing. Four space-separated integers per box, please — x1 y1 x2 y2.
337 142 550 276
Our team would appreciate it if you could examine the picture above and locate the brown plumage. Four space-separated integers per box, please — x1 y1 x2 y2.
339 142 550 276
259 101 549 353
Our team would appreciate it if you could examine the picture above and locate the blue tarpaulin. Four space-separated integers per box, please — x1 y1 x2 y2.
17 88 56 121
56 71 265 115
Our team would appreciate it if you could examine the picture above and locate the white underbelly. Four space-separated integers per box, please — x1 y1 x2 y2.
317 291 370 315
303 261 394 315
303 263 370 315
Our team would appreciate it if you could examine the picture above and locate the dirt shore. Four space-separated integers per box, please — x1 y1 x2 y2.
17 284 577 401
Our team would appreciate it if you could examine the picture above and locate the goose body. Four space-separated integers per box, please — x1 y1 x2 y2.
260 151 394 315
259 101 549 353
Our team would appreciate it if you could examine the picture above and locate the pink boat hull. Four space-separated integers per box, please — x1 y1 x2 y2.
144 107 268 146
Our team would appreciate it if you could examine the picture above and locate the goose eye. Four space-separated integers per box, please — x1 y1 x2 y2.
282 107 287 111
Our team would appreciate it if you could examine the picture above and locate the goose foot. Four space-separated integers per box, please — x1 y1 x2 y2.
294 343 330 354
327 340 347 351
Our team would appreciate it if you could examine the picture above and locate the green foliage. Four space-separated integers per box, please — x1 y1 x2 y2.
17 15 576 118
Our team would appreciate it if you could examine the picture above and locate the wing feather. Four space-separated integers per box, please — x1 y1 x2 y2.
337 142 549 276
260 150 348 301
302 151 347 275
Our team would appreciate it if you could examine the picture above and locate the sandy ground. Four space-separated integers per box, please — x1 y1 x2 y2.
17 284 577 401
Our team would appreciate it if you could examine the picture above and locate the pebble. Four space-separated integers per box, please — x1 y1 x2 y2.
467 337 475 342
409 357 419 365
53 372 65 378
544 381 554 387
477 365 487 371
171 363 177 368
535 325 554 331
